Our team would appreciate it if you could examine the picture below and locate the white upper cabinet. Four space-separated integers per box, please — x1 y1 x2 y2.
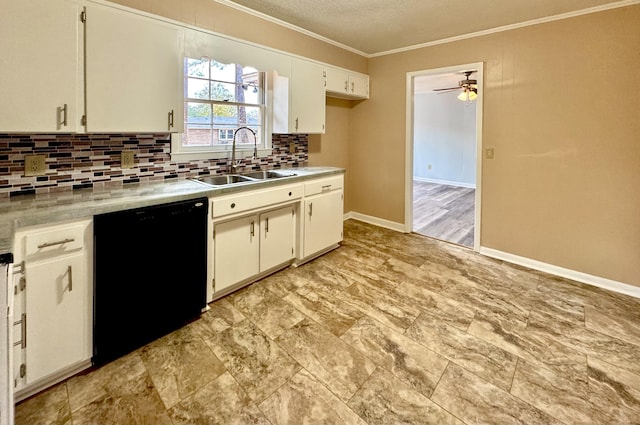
324 66 369 99
274 58 326 134
84 3 183 133
0 0 82 132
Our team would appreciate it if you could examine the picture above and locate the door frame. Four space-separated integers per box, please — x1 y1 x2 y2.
404 62 484 251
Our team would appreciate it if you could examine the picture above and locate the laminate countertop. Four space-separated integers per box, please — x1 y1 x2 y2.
0 166 344 255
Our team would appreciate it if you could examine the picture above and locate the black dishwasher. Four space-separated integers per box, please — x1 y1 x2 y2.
93 197 208 366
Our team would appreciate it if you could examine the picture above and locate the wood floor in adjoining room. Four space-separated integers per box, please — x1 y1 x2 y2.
413 180 475 247
15 219 640 425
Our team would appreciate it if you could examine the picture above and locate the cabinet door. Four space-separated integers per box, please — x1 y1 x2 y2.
289 59 325 134
25 254 90 383
214 215 260 292
0 0 80 132
303 190 344 258
349 74 369 98
325 67 349 94
85 4 182 133
260 206 295 272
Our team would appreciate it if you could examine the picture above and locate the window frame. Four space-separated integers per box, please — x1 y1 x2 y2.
171 57 273 162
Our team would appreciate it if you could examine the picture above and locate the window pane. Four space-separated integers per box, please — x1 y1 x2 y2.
211 82 236 102
186 78 209 99
184 125 213 147
212 105 237 125
241 106 262 126
186 58 209 78
210 61 236 83
214 126 236 145
186 102 212 125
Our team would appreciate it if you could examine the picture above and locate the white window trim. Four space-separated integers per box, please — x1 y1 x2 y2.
170 133 273 161
171 61 275 162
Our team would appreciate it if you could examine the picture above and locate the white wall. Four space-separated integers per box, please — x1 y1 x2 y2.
413 92 476 186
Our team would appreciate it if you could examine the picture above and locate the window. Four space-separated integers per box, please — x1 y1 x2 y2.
172 57 269 160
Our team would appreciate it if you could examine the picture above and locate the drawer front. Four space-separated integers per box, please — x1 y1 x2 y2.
211 183 302 218
304 175 343 196
24 221 88 258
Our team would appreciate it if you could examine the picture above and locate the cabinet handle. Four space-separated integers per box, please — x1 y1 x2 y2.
295 117 299 131
13 313 26 349
309 202 313 217
344 81 348 91
61 103 68 127
250 221 255 237
37 238 74 249
168 110 174 130
265 217 269 234
67 265 73 292
351 82 355 93
321 184 332 192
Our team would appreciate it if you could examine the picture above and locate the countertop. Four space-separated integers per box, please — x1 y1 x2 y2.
0 166 344 255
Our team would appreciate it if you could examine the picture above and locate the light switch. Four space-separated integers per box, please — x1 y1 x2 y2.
485 148 495 160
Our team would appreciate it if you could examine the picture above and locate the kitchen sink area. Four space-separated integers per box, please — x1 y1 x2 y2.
192 170 297 187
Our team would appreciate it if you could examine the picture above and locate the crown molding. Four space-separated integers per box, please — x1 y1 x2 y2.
215 0 640 59
214 0 369 57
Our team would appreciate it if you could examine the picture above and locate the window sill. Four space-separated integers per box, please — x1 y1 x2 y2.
170 148 273 163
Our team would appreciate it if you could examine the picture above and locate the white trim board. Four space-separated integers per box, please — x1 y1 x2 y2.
413 176 476 189
480 247 640 299
345 212 406 233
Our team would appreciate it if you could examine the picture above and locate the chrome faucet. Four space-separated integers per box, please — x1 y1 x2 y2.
229 126 257 174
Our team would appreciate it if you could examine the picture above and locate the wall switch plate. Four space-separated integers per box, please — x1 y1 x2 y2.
24 154 46 176
121 151 135 168
485 148 495 160
289 142 296 154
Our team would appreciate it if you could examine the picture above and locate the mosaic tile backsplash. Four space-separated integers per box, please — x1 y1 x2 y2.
0 133 308 198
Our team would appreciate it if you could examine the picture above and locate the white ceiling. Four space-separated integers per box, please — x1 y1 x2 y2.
220 0 632 56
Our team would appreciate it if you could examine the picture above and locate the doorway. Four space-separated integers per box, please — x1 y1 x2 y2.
404 63 484 251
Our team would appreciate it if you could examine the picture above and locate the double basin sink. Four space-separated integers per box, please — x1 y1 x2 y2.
193 170 297 187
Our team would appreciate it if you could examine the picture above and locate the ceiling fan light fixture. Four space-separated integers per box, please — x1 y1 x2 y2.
458 88 478 102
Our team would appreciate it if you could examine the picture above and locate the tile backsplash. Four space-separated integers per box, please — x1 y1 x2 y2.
0 133 308 198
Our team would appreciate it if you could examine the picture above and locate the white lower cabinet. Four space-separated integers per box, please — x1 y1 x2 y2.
213 215 260 293
213 205 296 295
12 219 92 399
303 189 344 259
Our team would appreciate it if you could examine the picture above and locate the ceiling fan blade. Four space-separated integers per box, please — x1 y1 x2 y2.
433 87 460 92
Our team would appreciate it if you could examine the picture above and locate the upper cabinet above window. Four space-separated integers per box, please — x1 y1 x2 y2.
84 3 183 133
0 0 82 133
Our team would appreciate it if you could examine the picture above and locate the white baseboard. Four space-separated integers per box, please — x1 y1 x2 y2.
345 211 406 232
413 176 476 189
344 212 639 299
480 247 640 299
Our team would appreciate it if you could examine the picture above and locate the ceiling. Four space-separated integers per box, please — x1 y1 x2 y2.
221 0 630 56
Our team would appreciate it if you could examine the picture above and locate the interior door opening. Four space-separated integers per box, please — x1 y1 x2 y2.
405 63 483 250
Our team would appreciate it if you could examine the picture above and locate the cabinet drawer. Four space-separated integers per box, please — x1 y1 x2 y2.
304 175 343 196
211 183 302 218
24 221 88 258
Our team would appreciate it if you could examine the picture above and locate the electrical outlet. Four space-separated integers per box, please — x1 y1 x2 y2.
24 155 46 176
121 151 135 168
427 164 432 171
485 148 495 160
289 142 296 154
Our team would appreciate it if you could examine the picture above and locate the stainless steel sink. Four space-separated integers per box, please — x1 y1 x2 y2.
241 170 296 180
192 170 297 187
195 174 254 186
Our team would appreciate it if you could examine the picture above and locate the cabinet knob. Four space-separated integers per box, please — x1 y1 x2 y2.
230 203 236 209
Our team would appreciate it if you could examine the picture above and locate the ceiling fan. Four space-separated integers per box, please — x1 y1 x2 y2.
433 70 478 101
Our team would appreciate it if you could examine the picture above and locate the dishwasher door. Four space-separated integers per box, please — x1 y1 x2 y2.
93 197 208 366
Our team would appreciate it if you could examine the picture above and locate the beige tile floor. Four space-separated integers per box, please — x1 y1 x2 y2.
15 219 640 425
